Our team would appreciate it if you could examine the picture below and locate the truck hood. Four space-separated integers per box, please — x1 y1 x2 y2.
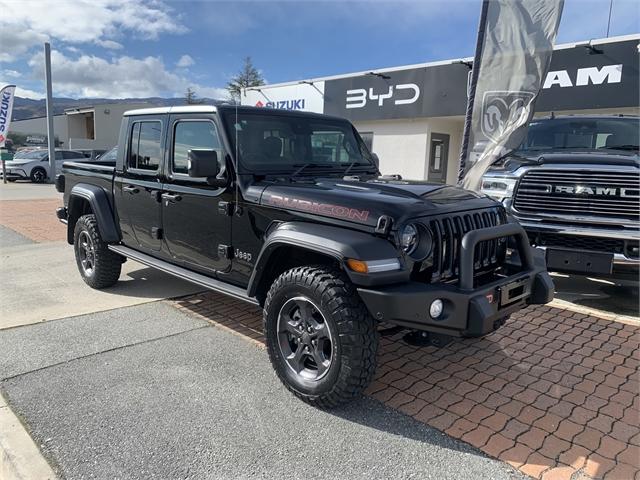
503 149 639 170
257 177 497 227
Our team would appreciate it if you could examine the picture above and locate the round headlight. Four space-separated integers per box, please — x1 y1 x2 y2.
400 224 418 254
400 223 434 261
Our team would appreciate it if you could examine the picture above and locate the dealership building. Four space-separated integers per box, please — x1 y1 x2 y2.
242 34 639 183
9 102 147 150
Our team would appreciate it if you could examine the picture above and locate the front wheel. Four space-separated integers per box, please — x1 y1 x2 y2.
74 214 122 289
30 167 47 183
264 266 378 408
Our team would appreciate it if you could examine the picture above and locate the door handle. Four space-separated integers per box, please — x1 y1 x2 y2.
123 185 139 194
161 193 182 204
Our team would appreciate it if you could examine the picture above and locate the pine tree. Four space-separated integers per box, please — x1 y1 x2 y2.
185 87 203 105
227 57 265 99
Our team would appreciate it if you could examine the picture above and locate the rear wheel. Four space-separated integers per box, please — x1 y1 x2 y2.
74 214 122 288
264 266 378 408
30 167 47 183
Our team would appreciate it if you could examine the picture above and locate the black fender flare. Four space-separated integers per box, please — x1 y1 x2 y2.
67 183 120 244
247 222 408 297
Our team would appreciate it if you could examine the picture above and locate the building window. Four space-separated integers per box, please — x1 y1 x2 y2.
173 121 221 175
128 121 161 172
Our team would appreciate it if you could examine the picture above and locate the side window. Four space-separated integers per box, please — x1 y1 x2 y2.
128 121 162 172
55 151 64 160
173 121 221 175
62 151 78 159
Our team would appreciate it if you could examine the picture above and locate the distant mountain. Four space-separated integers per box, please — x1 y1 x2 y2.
12 96 230 121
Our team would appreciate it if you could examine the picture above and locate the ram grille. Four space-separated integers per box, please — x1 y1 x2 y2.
514 169 640 221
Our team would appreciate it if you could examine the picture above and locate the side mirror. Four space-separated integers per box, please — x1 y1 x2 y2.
188 150 225 186
371 152 380 168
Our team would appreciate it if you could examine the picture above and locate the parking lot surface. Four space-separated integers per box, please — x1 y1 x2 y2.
176 292 639 480
0 302 524 480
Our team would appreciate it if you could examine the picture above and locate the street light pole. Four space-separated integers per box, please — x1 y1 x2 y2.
44 42 56 184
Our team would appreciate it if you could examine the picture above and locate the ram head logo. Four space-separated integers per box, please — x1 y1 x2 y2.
481 91 535 144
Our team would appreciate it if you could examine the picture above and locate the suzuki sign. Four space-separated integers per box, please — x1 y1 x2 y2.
242 81 325 113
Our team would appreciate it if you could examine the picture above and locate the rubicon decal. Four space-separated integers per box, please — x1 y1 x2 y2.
268 194 370 222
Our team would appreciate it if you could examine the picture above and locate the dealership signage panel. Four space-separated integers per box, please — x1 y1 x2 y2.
241 38 637 122
242 81 325 113
325 38 638 121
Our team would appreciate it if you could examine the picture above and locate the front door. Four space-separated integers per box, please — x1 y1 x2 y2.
116 117 164 251
428 133 450 184
161 115 231 273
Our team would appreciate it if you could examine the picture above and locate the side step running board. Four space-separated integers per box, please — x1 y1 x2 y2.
108 244 258 306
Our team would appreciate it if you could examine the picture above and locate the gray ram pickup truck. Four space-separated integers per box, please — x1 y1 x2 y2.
481 115 639 281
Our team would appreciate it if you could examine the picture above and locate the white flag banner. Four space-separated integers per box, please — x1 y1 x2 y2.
0 84 16 148
457 0 564 191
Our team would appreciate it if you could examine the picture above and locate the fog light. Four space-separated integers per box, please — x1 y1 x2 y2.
429 299 444 319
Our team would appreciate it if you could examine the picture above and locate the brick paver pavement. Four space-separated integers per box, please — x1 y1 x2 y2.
0 199 65 242
173 292 639 480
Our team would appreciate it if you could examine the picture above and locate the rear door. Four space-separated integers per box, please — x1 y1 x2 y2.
161 114 232 273
116 116 164 251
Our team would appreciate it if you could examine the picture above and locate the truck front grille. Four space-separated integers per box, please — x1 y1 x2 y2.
514 169 640 221
426 207 507 283
530 232 625 254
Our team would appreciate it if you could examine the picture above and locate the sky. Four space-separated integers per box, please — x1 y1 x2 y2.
1 0 638 100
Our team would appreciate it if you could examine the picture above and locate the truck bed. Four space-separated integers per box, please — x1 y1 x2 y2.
60 160 116 207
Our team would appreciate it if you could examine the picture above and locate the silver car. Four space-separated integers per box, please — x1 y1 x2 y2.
2 149 87 183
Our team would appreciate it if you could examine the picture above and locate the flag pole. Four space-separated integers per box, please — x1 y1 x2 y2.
44 42 56 184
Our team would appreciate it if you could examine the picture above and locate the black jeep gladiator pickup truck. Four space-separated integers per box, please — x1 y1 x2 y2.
481 115 639 281
56 105 553 407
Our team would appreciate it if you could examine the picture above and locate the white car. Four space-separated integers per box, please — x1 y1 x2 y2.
1 149 87 183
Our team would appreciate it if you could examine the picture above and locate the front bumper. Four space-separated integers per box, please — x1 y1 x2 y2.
357 223 554 338
520 221 639 278
0 168 28 180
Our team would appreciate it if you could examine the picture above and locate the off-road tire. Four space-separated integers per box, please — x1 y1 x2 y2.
74 214 122 289
264 265 378 408
30 167 47 183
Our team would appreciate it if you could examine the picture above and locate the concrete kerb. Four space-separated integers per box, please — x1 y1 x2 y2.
0 391 58 480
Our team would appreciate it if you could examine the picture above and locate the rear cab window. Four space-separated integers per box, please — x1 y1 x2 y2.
128 120 162 173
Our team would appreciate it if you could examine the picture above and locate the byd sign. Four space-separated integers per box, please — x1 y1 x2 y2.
345 84 420 109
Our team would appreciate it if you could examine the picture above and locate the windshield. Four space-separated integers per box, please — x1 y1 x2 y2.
99 147 117 162
515 117 639 153
223 112 376 173
14 150 47 160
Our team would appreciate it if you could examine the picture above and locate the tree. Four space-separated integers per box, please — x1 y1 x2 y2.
227 57 265 100
185 87 203 105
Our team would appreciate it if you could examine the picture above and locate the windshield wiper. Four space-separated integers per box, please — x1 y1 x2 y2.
291 163 337 177
601 145 639 151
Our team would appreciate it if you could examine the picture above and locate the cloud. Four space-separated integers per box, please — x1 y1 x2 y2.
176 54 195 68
95 39 124 50
2 70 22 79
0 28 48 63
15 86 45 99
0 0 185 62
28 50 227 99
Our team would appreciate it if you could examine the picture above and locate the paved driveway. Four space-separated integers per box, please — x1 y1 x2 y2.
0 302 524 480
176 292 640 480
